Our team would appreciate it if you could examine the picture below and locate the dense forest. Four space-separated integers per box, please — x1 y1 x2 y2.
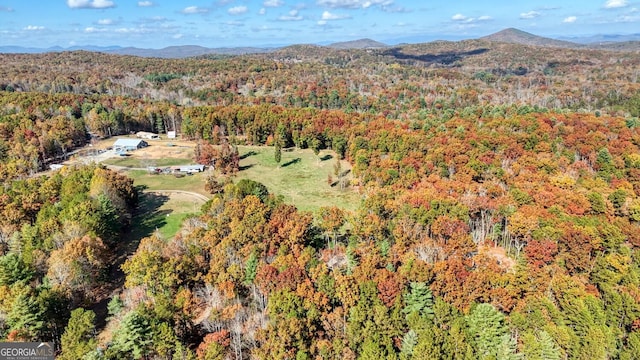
0 39 639 359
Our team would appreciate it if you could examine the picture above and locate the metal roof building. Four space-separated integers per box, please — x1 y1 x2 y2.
113 138 148 152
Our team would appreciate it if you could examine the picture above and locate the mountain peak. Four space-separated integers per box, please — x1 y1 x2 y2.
481 28 578 48
328 38 387 49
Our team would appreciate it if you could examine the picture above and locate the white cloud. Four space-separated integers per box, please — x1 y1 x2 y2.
97 18 115 25
604 0 628 8
316 0 393 9
228 6 248 15
67 0 116 9
519 11 540 19
263 0 284 7
451 13 467 21
451 14 490 23
172 33 183 39
317 20 327 25
259 7 266 15
563 16 577 23
321 11 349 20
278 9 303 20
84 26 107 33
181 6 209 14
24 25 45 31
225 20 244 26
115 27 151 34
138 1 153 6
0 6 14 12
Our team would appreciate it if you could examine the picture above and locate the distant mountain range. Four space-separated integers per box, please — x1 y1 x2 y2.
328 38 387 50
2 28 639 58
482 28 640 51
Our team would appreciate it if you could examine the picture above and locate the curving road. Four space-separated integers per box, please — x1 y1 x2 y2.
141 189 210 203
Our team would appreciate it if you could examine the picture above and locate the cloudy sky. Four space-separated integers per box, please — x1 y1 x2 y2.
0 0 638 48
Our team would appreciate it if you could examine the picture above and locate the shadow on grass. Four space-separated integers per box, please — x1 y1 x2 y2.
94 191 170 332
320 154 333 161
281 158 302 167
239 164 255 171
129 192 172 240
239 150 258 160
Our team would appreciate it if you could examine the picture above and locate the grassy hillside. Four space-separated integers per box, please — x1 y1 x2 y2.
120 145 360 212
235 145 360 212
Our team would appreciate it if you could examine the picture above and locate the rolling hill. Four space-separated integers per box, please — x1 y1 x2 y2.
481 28 579 48
328 38 387 49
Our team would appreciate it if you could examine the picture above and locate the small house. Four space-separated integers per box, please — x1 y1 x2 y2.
113 138 148 152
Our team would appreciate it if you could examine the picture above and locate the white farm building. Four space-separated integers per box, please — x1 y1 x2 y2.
113 138 148 152
136 131 160 140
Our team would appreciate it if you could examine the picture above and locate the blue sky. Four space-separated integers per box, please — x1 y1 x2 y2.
0 0 638 48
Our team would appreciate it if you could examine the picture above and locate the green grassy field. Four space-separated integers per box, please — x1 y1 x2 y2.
119 145 361 212
103 157 194 168
128 191 203 241
234 146 361 212
127 170 208 196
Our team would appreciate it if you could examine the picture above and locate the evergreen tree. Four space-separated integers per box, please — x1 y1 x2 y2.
107 310 153 359
619 332 640 360
412 326 440 360
400 330 418 358
537 330 561 360
107 295 124 320
403 282 435 320
358 338 386 360
465 303 516 360
59 308 97 360
275 142 282 166
0 253 34 285
7 286 45 340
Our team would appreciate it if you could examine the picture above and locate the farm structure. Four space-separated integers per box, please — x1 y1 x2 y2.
147 164 205 174
113 138 148 152
176 165 205 173
136 131 160 140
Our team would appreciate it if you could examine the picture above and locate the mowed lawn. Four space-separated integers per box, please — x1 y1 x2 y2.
235 146 361 212
127 191 205 241
118 145 361 212
127 170 209 197
103 156 194 168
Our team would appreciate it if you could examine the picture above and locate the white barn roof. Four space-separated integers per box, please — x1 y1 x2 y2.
113 138 146 147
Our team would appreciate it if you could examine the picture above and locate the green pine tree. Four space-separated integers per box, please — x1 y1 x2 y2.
466 303 516 360
400 330 418 358
274 142 282 166
59 308 97 360
7 286 44 340
108 310 153 359
403 282 435 320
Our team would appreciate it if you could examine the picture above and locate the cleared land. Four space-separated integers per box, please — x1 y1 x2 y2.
235 146 360 211
132 191 205 240
70 137 361 212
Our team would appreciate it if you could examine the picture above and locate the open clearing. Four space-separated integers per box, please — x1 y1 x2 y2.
130 191 206 241
234 145 361 211
71 137 361 212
